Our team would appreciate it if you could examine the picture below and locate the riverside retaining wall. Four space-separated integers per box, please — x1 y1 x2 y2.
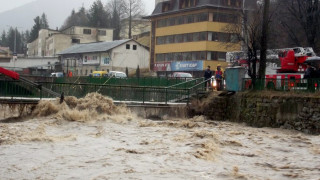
189 92 320 135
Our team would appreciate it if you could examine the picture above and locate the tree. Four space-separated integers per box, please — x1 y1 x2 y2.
0 30 6 46
61 7 90 29
41 13 49 29
136 65 140 78
28 13 49 43
225 1 278 86
29 16 41 43
108 0 126 40
123 0 145 39
126 67 129 77
88 0 111 28
258 0 270 79
278 0 320 54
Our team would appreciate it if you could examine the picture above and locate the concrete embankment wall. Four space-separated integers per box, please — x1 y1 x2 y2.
189 92 320 135
126 104 188 120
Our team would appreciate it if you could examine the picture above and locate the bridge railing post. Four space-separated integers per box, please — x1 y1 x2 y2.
187 89 190 106
165 88 168 105
142 87 145 104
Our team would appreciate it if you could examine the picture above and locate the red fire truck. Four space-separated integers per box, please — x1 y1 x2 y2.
227 47 320 90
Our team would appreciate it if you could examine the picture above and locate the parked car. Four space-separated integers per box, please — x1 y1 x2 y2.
108 71 127 78
50 72 64 77
92 71 108 77
172 72 193 78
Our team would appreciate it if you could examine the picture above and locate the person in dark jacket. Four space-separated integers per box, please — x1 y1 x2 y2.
304 63 315 92
204 66 212 89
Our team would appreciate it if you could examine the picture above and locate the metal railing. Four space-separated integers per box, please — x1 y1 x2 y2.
243 78 320 92
50 77 198 88
0 76 210 104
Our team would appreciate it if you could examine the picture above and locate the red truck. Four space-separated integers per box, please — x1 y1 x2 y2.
227 47 320 90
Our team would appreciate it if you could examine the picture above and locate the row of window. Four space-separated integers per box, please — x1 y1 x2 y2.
83 29 107 36
156 51 227 62
157 13 208 28
157 12 238 28
156 31 238 45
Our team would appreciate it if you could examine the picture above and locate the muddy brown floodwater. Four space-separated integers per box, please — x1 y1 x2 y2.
0 93 319 180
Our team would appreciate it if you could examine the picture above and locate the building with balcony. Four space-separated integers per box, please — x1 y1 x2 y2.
147 0 256 77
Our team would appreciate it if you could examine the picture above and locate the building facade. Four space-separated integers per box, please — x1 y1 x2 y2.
0 47 12 63
27 26 113 57
58 39 149 76
148 0 255 77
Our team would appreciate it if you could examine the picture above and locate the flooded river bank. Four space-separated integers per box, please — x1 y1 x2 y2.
0 94 319 179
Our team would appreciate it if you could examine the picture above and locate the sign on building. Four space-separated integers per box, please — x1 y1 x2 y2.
82 54 100 65
154 62 171 71
171 61 203 71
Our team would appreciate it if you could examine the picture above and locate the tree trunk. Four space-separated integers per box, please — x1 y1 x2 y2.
259 0 270 79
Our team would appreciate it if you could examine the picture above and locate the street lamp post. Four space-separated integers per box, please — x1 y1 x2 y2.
13 27 17 71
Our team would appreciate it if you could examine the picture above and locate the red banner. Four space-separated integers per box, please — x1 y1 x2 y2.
154 62 171 71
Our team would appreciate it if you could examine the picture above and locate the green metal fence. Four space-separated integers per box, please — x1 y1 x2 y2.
0 80 58 99
243 78 320 92
0 77 208 104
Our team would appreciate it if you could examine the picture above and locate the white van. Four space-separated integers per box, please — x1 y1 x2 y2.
108 71 127 78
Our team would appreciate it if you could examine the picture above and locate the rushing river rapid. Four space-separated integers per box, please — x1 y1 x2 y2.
0 93 319 180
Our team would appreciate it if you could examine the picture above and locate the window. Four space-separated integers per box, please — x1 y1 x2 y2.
157 37 165 45
72 39 80 44
185 52 192 60
214 13 238 23
195 13 208 22
199 32 207 41
192 52 202 60
177 16 185 25
186 15 194 23
168 18 176 26
175 34 184 43
183 34 188 42
133 45 137 50
200 51 206 60
193 32 200 41
167 35 174 44
126 44 130 49
83 29 91 34
156 54 165 62
98 30 106 36
218 52 226 61
157 19 167 28
165 53 173 61
187 33 193 42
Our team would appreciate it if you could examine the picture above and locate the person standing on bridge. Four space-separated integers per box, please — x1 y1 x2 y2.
204 66 212 90
215 65 223 91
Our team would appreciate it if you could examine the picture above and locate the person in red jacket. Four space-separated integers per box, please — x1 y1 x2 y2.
215 66 223 91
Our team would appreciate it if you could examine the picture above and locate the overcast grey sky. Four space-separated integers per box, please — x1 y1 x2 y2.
0 0 155 14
